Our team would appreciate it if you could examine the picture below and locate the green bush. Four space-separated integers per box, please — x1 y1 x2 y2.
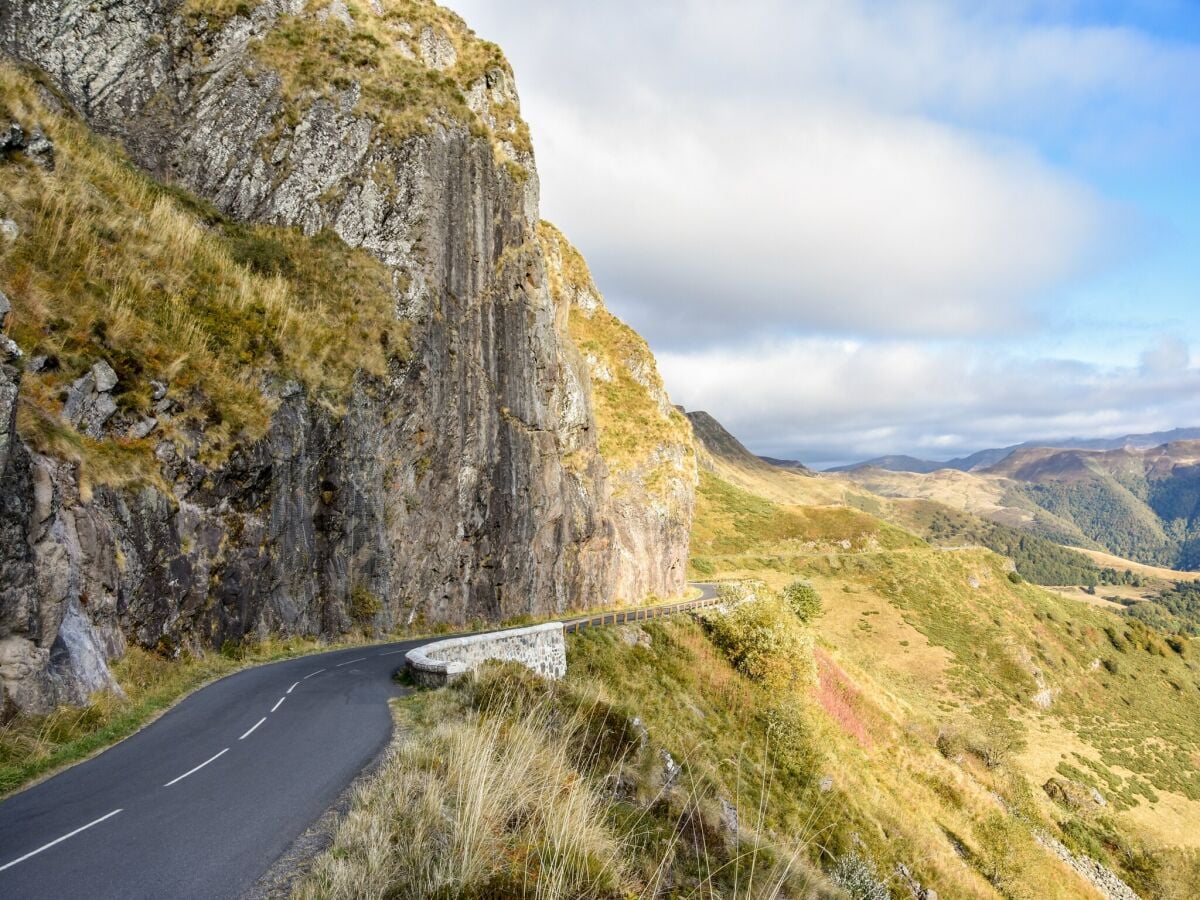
349 585 382 625
830 851 888 900
782 580 823 623
702 592 814 692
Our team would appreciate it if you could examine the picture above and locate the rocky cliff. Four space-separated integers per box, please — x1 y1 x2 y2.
0 0 694 715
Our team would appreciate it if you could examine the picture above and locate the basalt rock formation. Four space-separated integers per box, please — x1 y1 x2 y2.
0 0 695 714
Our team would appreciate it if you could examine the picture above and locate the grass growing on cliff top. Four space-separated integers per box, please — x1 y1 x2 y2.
537 222 695 494
0 64 408 477
234 0 531 161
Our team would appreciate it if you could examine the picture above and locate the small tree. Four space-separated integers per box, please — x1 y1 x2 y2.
782 581 822 624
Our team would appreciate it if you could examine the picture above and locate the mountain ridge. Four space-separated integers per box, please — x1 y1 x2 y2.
826 426 1200 473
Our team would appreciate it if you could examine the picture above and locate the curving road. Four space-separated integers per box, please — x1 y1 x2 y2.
0 585 718 899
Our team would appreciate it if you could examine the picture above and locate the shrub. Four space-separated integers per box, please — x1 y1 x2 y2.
702 594 814 692
349 585 382 626
782 580 823 623
830 851 888 900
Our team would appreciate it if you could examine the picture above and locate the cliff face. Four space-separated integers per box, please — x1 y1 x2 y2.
0 0 693 714
539 224 696 604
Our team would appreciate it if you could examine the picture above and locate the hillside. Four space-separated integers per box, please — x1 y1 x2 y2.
0 0 693 718
688 409 1109 587
836 443 1200 573
683 464 1200 897
303 438 1200 896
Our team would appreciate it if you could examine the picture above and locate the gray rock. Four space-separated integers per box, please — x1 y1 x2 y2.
718 797 739 837
27 355 57 373
150 379 168 401
62 367 118 438
660 749 682 789
24 126 55 170
0 0 697 716
48 599 124 703
0 337 21 364
0 121 23 152
0 219 18 242
0 289 9 331
91 360 119 392
128 417 158 440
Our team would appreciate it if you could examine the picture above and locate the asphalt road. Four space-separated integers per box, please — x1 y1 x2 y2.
0 586 719 899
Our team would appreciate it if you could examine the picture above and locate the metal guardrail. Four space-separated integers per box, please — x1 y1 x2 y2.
563 594 722 633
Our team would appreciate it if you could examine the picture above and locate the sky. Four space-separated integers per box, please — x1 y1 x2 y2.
451 0 1200 469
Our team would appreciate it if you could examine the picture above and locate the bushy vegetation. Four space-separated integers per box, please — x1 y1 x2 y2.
240 0 532 165
1125 580 1200 635
1017 476 1187 567
690 470 1200 896
913 504 1101 585
0 64 408 478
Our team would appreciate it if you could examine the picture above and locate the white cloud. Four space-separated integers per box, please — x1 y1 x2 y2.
537 95 1112 343
659 337 1200 466
448 0 1182 345
447 0 1200 458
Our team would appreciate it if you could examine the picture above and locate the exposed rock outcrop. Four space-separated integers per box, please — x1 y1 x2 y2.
0 0 695 713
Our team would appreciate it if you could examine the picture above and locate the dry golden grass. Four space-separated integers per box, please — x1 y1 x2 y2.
296 669 831 899
246 0 532 166
1072 547 1200 582
296 702 625 899
0 63 408 476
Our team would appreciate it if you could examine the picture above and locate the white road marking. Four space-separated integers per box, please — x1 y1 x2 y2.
0 808 123 872
303 668 326 680
287 681 300 693
239 717 267 741
378 649 406 656
335 657 366 667
164 748 229 787
271 696 286 713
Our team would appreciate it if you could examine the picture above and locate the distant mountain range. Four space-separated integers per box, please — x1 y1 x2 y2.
822 427 1200 474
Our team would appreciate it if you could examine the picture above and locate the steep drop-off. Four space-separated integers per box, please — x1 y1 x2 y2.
0 0 694 714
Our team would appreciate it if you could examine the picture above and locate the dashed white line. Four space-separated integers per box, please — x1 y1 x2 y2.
302 668 326 680
239 717 267 741
335 657 366 667
0 808 123 872
287 681 300 694
164 748 229 787
270 696 286 713
378 649 406 656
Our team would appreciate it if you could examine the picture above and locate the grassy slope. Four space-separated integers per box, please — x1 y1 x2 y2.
692 469 1200 896
0 64 408 480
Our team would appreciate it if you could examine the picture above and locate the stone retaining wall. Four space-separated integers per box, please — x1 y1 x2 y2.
405 622 566 687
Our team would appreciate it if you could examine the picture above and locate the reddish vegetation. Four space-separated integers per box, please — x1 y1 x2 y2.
813 647 872 748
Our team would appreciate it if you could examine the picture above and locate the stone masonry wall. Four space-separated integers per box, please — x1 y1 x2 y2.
405 622 565 687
